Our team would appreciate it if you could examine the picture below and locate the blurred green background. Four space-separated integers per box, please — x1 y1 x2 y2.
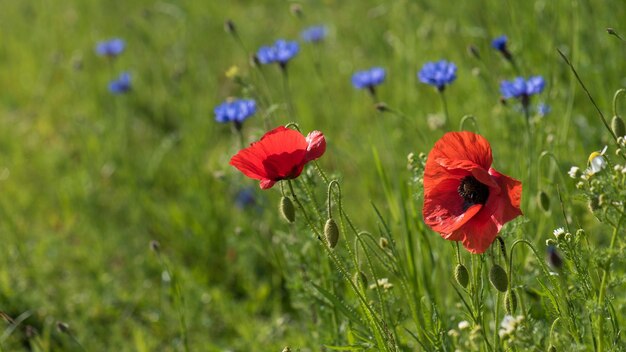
0 0 624 350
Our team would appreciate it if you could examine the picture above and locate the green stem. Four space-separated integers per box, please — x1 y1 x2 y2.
439 90 450 130
597 215 623 351
281 68 296 119
613 88 626 117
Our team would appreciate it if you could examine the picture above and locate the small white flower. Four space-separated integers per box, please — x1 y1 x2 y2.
369 278 393 290
568 166 580 179
553 227 565 237
458 321 470 330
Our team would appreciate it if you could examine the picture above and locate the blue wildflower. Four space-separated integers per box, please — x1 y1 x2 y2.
256 40 299 68
500 76 545 100
418 60 457 91
214 99 256 126
537 103 551 116
235 187 256 209
491 35 508 51
492 35 513 60
301 25 327 43
351 67 386 90
108 72 131 94
96 38 125 57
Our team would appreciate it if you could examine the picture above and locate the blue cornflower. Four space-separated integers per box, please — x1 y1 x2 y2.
537 103 551 116
256 40 299 67
214 99 256 125
418 60 457 91
491 35 508 51
235 187 256 209
96 38 125 57
108 72 131 94
500 76 545 100
351 67 386 90
301 25 327 43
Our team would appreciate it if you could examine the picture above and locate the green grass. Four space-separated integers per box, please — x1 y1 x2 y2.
1 0 625 350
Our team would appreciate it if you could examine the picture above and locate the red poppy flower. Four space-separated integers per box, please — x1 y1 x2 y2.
230 126 326 189
422 131 522 254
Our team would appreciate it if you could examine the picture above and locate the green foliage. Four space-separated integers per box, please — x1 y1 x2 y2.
0 0 625 351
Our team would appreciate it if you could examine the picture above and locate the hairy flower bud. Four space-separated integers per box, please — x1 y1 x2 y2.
279 196 295 223
548 345 557 352
454 264 470 288
489 264 508 292
504 290 517 314
538 190 550 212
611 115 626 138
379 237 389 249
324 218 339 248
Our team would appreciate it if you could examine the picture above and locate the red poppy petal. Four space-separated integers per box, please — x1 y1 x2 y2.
456 217 500 254
230 147 269 181
304 130 326 162
260 179 276 189
430 131 493 170
423 176 483 233
488 168 523 226
435 158 500 189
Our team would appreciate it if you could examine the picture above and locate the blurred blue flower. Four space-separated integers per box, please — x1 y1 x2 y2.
500 76 545 99
108 72 131 94
96 38 125 57
235 187 256 209
351 67 386 90
256 40 299 67
214 99 256 124
547 245 563 269
301 25 327 43
537 103 551 116
418 60 457 91
491 35 508 51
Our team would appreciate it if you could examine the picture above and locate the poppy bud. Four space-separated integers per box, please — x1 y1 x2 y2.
454 264 470 288
375 102 389 112
467 45 480 60
282 347 292 352
224 20 236 34
588 196 600 212
353 271 368 289
489 264 508 292
379 237 389 249
504 290 517 314
290 4 303 17
279 197 295 223
611 115 626 138
538 190 550 212
548 345 557 352
56 321 70 334
149 240 161 253
324 218 339 248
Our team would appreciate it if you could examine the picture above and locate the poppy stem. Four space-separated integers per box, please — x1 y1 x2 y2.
613 88 626 117
459 115 480 133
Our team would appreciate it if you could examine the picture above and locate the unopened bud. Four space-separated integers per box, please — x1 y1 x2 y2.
279 197 295 223
149 240 160 253
324 218 339 248
353 271 368 289
467 45 480 60
611 115 625 138
588 196 600 212
538 190 550 212
56 321 70 334
548 345 557 352
504 290 517 314
379 237 389 248
282 347 292 352
454 264 470 288
374 102 389 112
290 4 303 17
547 245 563 269
489 264 508 292
224 19 236 34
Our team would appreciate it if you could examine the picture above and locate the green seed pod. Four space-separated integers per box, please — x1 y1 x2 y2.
353 271 368 289
324 218 339 248
538 190 550 212
489 264 508 292
504 290 517 314
611 115 626 138
279 197 295 223
454 264 470 288
548 345 557 352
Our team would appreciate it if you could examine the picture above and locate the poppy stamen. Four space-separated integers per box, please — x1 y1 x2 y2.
458 176 489 209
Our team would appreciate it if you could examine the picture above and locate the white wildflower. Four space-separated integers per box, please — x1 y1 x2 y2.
458 321 470 330
588 146 608 174
553 227 565 238
568 166 580 179
369 278 393 290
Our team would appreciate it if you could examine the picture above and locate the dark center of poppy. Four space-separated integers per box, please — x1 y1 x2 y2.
458 176 489 209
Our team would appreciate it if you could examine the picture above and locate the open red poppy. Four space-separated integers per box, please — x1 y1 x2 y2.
422 131 522 254
230 126 326 189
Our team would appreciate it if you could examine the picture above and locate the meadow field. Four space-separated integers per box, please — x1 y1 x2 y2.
1 0 625 351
